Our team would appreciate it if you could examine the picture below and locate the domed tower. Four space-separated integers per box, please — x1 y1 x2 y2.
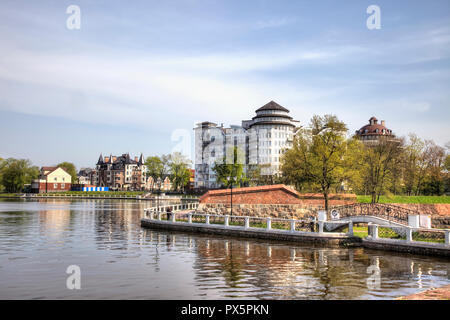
355 116 395 144
244 101 300 175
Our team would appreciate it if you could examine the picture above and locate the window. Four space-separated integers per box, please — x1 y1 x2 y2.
61 184 65 189
54 183 58 189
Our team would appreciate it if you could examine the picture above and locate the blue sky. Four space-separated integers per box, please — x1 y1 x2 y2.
0 0 449 168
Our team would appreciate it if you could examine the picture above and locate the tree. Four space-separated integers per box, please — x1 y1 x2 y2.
0 157 4 192
0 158 39 193
244 164 262 187
145 156 164 192
281 115 357 213
358 136 404 203
212 146 246 188
145 155 171 192
421 140 446 195
403 135 447 195
169 152 192 192
57 162 77 184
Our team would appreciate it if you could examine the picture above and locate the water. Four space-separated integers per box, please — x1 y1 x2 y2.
0 199 449 300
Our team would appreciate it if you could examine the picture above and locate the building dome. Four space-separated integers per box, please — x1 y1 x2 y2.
247 101 298 128
356 117 393 137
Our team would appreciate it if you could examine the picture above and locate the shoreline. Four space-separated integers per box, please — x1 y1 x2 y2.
396 285 450 300
0 194 199 201
141 218 450 257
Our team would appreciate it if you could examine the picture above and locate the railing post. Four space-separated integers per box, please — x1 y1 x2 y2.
290 220 296 232
372 225 378 239
445 230 450 246
266 217 272 230
171 212 176 223
205 214 210 225
318 221 324 234
244 217 249 229
157 212 162 220
348 221 353 236
406 227 413 242
188 213 192 224
224 215 230 227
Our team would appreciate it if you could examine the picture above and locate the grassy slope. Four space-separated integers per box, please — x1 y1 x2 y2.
357 195 450 204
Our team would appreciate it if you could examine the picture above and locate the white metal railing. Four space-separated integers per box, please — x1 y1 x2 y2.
144 202 200 215
142 211 355 236
368 223 450 246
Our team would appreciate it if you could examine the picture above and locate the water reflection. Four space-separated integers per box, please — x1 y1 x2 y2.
140 228 450 300
0 199 449 300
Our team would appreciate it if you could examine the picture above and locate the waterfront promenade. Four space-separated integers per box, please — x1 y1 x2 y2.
141 207 450 257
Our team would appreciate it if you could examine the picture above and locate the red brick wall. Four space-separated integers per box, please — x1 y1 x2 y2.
38 182 71 193
199 184 356 206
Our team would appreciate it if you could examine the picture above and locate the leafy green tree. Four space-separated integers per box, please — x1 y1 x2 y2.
212 146 246 188
358 136 404 203
281 115 358 213
169 152 192 192
0 158 39 193
145 156 164 192
244 164 262 187
57 162 77 183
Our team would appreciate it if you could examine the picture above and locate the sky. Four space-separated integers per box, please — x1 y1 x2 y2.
0 0 449 169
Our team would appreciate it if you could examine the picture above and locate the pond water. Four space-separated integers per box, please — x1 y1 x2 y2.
0 199 449 299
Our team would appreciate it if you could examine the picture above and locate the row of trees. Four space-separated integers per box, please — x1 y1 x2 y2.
211 114 449 211
145 152 192 193
282 115 450 210
0 152 192 194
0 158 39 193
0 158 79 193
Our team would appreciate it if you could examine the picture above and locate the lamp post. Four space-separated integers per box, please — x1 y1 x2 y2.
227 176 233 216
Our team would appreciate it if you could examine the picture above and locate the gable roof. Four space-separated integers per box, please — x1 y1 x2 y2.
40 166 71 177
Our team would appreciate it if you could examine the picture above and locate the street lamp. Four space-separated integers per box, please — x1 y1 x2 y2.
227 176 233 215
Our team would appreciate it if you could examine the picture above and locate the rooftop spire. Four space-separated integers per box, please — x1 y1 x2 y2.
97 153 103 165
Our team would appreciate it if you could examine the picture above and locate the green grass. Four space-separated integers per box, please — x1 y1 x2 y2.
347 226 445 244
0 193 21 197
357 195 450 204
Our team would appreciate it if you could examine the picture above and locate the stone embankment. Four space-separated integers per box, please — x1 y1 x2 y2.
198 185 450 228
198 184 356 219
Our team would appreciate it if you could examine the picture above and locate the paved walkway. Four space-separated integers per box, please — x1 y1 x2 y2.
396 284 450 300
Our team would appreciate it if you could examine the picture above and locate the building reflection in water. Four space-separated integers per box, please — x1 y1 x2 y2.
142 229 450 300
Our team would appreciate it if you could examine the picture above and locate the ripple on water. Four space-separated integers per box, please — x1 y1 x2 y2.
1 199 450 300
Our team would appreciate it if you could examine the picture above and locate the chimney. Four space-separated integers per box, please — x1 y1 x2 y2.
381 120 385 126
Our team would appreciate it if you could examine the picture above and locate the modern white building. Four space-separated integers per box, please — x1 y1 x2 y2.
194 101 300 189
